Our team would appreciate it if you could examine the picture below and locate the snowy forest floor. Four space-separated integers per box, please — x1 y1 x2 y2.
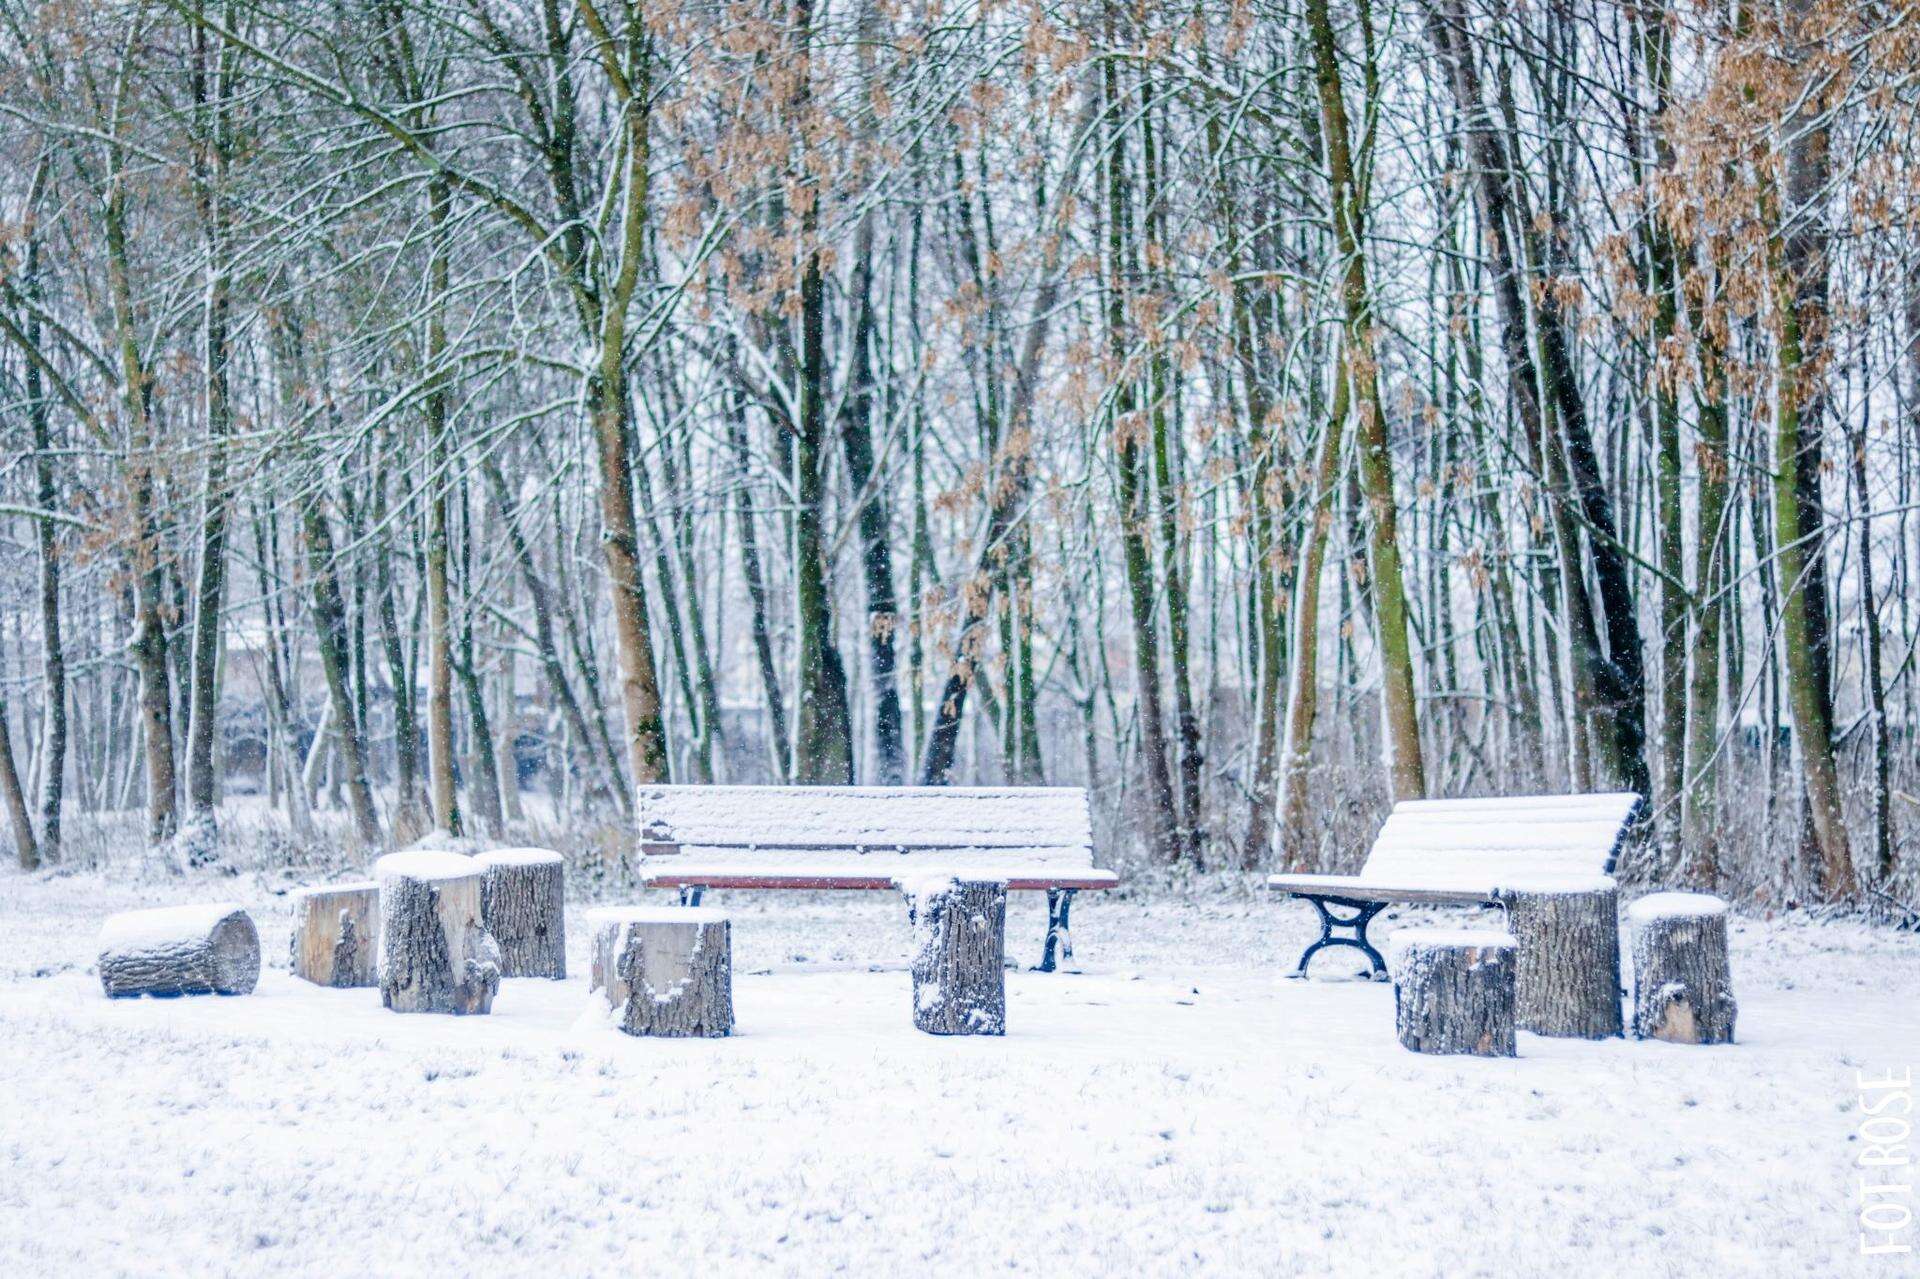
1 855 1916 1277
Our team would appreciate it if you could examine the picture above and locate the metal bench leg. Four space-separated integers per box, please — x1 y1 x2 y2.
1289 895 1388 981
678 886 704 908
1036 889 1075 973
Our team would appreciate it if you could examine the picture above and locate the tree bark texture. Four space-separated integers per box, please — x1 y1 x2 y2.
1496 877 1622 1039
477 848 566 979
376 851 500 1015
289 881 379 987
1390 929 1517 1057
1627 893 1737 1045
903 877 1006 1036
98 903 259 998
587 907 732 1038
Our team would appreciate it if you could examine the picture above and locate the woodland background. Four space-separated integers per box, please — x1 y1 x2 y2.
0 0 1915 906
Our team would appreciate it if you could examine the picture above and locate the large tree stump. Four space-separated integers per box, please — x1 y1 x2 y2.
289 881 380 987
1389 929 1517 1057
1494 874 1623 1039
375 851 500 1015
98 903 260 998
586 907 732 1037
902 877 1006 1036
1627 892 1737 1044
476 849 566 979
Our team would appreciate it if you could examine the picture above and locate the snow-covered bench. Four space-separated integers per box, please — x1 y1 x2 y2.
1268 792 1642 980
634 785 1115 971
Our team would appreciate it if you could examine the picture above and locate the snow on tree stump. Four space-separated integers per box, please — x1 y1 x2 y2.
375 851 501 1015
901 877 1007 1036
586 907 732 1038
1627 892 1737 1045
98 903 260 999
476 849 566 980
289 881 380 987
1494 874 1623 1039
1388 929 1518 1057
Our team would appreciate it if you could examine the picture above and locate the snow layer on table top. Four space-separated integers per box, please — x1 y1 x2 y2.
639 861 1118 886
373 850 479 882
475 847 564 868
98 902 246 950
291 880 377 899
637 845 1099 872
1628 891 1728 921
1388 928 1516 957
585 906 728 927
633 784 1092 850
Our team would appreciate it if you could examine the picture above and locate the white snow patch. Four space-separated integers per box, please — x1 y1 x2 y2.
1628 891 1729 922
96 902 246 951
373 851 481 883
475 847 564 868
1386 927 1516 961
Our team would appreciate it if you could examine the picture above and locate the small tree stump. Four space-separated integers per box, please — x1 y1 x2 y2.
901 877 1006 1036
1389 929 1517 1057
289 881 380 987
476 849 566 979
98 903 260 998
375 851 500 1015
1627 892 1737 1045
1494 874 1622 1039
586 907 732 1038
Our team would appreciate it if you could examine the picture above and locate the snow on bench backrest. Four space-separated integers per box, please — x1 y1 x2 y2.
635 785 1096 871
1360 792 1641 886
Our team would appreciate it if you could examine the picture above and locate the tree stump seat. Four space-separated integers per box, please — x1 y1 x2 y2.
289 881 379 987
476 848 566 979
1389 928 1518 1057
587 906 733 1038
97 903 261 999
375 851 500 1015
901 876 1007 1036
1627 892 1736 1045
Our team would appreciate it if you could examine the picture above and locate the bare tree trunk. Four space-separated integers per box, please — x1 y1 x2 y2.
1309 0 1425 802
0 695 36 869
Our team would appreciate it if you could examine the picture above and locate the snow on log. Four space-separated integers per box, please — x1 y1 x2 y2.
1389 928 1517 1057
375 851 500 1015
289 881 380 987
97 903 260 998
586 907 732 1038
1627 892 1736 1045
1494 874 1622 1039
476 848 566 980
901 876 1006 1036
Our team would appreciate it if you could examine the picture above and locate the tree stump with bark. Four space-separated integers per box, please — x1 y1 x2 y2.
1494 874 1622 1039
586 907 732 1037
375 851 500 1015
901 877 1006 1036
289 881 380 987
1389 929 1517 1057
476 848 566 979
1627 892 1736 1045
98 903 260 998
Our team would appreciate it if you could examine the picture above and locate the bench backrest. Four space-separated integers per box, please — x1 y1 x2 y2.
635 785 1096 873
1359 792 1641 884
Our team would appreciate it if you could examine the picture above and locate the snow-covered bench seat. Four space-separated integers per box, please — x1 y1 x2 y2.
634 785 1115 971
1268 792 1642 980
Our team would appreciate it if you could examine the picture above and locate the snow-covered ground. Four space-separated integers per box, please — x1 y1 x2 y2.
1 862 1915 1277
